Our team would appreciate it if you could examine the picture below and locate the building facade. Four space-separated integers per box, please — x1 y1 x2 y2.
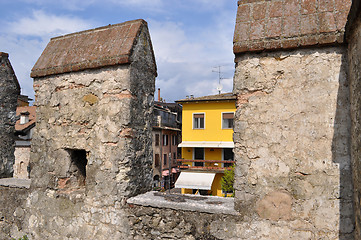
13 105 36 179
152 102 181 189
176 93 236 196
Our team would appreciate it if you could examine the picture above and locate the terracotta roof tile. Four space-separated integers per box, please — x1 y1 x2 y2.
176 93 236 103
31 19 147 78
234 0 352 54
15 106 36 132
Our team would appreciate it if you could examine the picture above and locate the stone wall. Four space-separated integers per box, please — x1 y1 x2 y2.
14 147 30 179
233 46 353 239
346 1 361 237
0 185 29 240
3 1 361 239
233 0 352 53
0 52 20 178
18 21 156 239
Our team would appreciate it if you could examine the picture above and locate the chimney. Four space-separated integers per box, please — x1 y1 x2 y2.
20 111 30 124
158 88 161 102
190 95 194 99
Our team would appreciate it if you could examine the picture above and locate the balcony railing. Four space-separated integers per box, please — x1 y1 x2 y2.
177 159 235 172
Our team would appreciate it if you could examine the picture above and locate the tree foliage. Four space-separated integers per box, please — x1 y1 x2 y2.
220 165 234 197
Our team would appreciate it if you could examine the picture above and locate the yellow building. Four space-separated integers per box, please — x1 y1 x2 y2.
175 93 236 196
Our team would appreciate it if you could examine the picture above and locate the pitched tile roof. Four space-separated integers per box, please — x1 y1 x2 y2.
15 106 36 132
31 19 148 78
233 0 352 54
176 92 236 103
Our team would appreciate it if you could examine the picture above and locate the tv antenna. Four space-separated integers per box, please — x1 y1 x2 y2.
213 66 224 94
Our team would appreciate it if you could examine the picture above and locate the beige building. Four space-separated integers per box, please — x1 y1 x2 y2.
14 106 36 179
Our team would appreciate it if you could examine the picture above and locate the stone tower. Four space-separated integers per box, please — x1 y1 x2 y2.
233 0 354 238
0 52 20 178
26 19 157 239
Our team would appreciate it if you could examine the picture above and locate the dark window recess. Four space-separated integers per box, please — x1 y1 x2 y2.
155 154 160 167
67 149 87 186
223 148 234 168
194 148 204 167
164 154 167 166
155 134 160 146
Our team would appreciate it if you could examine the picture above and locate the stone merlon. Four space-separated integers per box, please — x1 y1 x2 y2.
233 0 352 54
31 19 157 78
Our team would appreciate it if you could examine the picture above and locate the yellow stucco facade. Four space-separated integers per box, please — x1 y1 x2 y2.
176 95 236 197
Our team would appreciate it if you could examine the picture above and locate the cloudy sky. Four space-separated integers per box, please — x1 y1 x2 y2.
1 0 237 103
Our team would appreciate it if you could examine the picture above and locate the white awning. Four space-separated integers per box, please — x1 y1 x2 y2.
175 172 216 190
178 141 234 148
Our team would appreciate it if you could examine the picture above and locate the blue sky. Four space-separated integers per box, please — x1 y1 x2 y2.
0 0 237 103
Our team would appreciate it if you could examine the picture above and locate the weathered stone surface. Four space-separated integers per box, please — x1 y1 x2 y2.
346 2 361 237
13 21 157 239
0 185 29 240
234 0 352 53
0 52 20 178
233 46 354 238
256 190 292 221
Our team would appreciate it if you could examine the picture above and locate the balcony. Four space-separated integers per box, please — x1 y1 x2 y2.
177 159 235 173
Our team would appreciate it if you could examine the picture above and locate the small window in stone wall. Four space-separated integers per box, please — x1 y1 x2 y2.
64 149 87 188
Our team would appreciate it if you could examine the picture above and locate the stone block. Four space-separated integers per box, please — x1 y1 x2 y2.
252 2 267 20
269 1 283 18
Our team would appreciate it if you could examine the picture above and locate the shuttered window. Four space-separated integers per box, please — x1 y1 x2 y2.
222 112 234 129
193 113 205 129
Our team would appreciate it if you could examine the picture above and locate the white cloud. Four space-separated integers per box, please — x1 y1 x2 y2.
7 10 95 38
150 5 236 101
1 10 96 101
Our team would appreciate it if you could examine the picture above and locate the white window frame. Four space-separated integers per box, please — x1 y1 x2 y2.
221 112 234 129
193 147 205 167
193 112 205 129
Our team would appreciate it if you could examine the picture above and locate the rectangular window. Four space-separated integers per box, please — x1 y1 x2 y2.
163 154 167 166
193 113 205 129
65 149 87 187
194 148 204 167
223 148 234 168
155 134 160 146
172 135 177 145
155 154 160 167
163 134 168 146
222 112 234 129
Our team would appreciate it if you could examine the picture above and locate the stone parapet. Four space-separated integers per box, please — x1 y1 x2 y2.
233 46 354 238
234 0 352 54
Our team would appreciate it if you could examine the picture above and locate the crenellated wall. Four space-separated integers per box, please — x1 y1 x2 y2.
3 1 361 239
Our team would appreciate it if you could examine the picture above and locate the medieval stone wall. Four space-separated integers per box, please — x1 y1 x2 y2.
233 46 353 239
347 3 361 237
14 22 157 239
2 1 361 239
0 52 20 178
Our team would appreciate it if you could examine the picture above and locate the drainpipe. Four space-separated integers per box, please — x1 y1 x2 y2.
158 88 161 102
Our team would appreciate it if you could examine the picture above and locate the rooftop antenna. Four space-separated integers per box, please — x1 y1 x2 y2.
213 66 224 94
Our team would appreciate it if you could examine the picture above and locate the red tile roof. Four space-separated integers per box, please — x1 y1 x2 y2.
15 106 36 132
176 93 236 103
31 19 147 78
